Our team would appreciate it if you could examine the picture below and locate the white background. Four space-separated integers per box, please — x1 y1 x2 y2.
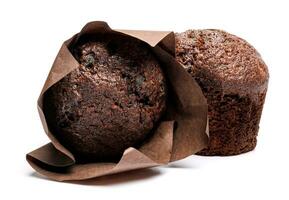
0 0 288 199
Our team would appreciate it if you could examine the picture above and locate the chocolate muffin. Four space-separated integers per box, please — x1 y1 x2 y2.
175 29 269 155
43 34 167 162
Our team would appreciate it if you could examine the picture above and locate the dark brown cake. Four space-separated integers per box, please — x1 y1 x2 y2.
175 29 269 155
43 34 167 162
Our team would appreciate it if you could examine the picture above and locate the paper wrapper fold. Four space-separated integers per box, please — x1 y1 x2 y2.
26 21 208 181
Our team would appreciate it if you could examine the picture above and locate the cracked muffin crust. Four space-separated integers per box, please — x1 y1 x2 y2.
175 29 269 155
43 34 167 163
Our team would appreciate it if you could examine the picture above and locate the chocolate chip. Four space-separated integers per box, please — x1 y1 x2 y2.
84 53 95 67
59 120 69 128
136 75 145 87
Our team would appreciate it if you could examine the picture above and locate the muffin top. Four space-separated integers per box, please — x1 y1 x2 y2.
43 33 167 162
175 29 269 93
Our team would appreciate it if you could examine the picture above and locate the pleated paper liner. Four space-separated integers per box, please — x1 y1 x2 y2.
26 21 208 181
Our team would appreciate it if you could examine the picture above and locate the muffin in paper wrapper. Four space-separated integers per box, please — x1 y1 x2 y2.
26 21 208 181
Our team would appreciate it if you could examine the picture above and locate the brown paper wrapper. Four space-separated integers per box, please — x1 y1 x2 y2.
26 21 208 181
